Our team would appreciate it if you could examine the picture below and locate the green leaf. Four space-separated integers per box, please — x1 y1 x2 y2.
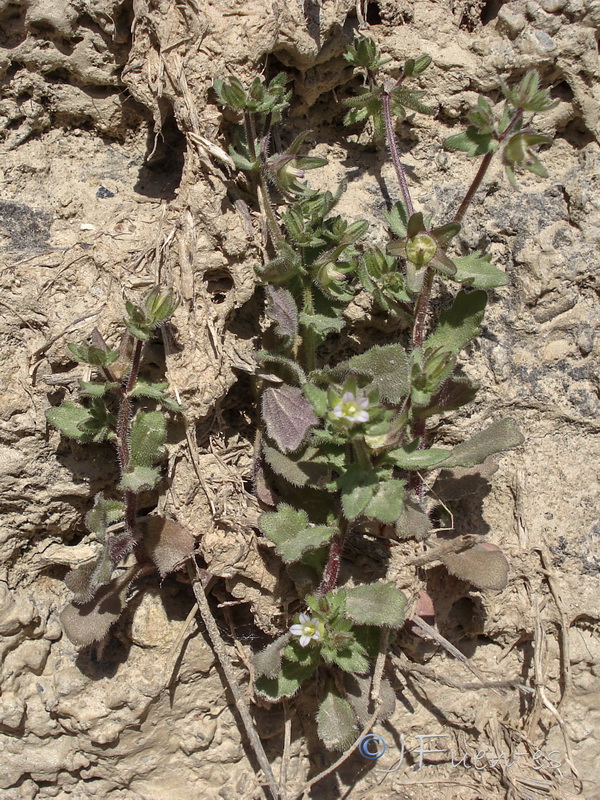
129 411 166 467
385 201 409 237
444 127 498 157
258 504 306 544
262 385 318 453
119 465 160 493
254 634 291 678
278 525 337 563
68 342 120 367
336 466 378 520
345 344 410 404
303 383 328 417
263 444 329 488
395 498 431 539
327 640 370 674
298 312 344 340
438 417 524 468
78 380 117 397
254 660 317 700
424 289 487 356
85 494 124 537
385 445 449 469
46 402 99 443
363 480 405 524
317 690 358 751
451 252 509 289
258 503 336 562
344 583 408 627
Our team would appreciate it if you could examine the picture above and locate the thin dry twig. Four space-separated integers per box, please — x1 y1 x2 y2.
160 601 198 689
280 699 292 791
529 600 581 790
395 654 534 695
411 614 506 697
187 559 281 800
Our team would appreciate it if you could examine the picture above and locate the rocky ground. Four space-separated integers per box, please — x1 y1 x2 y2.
0 0 599 798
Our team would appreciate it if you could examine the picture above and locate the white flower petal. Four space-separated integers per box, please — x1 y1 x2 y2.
298 613 310 623
299 635 311 647
341 392 355 402
289 624 304 636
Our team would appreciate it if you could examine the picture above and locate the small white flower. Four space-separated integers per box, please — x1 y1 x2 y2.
289 613 322 647
332 392 370 424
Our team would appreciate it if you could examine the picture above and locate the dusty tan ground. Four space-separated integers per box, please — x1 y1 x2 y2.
1 0 599 798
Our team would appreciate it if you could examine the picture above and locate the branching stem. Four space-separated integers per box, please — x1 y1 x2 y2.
453 108 524 224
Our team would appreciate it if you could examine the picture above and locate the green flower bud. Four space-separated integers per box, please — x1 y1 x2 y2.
405 233 437 267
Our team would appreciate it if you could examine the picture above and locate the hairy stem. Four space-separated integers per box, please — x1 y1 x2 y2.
301 281 317 373
318 518 349 596
116 337 143 540
411 267 435 350
453 108 524 224
382 91 414 216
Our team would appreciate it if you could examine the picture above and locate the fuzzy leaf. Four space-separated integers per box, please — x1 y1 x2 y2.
438 417 524 468
141 516 195 578
60 566 139 647
263 443 328 487
85 495 124 537
451 252 509 289
119 466 160 493
254 660 317 700
262 385 318 453
298 312 344 339
425 289 487 356
363 480 405 524
327 640 370 674
303 383 328 417
345 674 396 726
337 466 378 520
395 498 431 539
79 380 117 398
344 583 408 627
129 379 183 411
259 504 308 545
254 634 291 678
444 128 498 157
415 376 478 418
442 543 509 591
266 286 298 341
129 411 166 467
386 446 449 469
279 525 337 563
68 342 120 367
259 503 336 562
345 344 410 404
64 547 113 606
317 690 358 751
46 402 96 442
